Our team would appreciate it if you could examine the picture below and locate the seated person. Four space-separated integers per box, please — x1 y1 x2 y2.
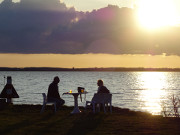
87 79 110 110
47 76 65 109
97 79 110 93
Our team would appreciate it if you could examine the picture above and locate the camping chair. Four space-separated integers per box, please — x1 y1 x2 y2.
40 93 57 113
85 93 112 113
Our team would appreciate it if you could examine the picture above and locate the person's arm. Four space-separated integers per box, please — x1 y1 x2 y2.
56 86 61 99
97 86 101 93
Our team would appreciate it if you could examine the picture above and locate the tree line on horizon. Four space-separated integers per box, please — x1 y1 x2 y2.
0 67 180 71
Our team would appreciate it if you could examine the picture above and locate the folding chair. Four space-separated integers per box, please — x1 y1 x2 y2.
85 93 112 113
40 93 57 113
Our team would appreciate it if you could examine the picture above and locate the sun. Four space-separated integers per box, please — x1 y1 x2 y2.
136 0 179 29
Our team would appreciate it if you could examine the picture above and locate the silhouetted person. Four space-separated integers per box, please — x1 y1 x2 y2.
88 79 110 110
97 79 110 93
47 76 65 109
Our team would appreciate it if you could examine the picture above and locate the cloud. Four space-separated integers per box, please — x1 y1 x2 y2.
0 0 180 55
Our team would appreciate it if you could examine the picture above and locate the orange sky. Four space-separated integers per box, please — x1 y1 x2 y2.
0 0 180 69
1 53 180 68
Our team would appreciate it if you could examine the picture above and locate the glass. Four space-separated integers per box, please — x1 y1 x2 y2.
81 89 84 93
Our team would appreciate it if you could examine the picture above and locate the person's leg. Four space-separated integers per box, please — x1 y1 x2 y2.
48 98 65 109
58 98 65 106
55 98 65 110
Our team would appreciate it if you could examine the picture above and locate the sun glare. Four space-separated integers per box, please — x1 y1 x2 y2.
138 72 168 114
137 0 179 29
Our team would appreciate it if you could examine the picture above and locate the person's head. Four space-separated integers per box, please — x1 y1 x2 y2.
97 79 103 86
53 76 60 84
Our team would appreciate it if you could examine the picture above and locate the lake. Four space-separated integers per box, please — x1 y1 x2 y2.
0 71 180 115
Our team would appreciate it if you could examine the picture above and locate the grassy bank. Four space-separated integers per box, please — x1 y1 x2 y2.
0 105 180 135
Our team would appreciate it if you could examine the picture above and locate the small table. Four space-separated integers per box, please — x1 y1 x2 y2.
63 92 87 114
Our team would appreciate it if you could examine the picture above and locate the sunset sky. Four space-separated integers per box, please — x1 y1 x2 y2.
0 0 180 68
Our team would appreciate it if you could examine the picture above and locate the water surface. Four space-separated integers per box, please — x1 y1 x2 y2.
0 71 180 115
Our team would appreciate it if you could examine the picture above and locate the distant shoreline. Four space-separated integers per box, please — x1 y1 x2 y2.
0 67 180 72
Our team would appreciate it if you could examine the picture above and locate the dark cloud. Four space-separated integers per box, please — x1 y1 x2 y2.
0 0 180 55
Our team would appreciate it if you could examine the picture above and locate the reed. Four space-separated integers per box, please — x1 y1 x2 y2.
162 95 180 117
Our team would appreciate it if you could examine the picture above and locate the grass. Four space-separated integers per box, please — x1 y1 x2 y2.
0 104 180 135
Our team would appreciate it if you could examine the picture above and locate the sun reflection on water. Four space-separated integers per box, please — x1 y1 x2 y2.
138 72 168 115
